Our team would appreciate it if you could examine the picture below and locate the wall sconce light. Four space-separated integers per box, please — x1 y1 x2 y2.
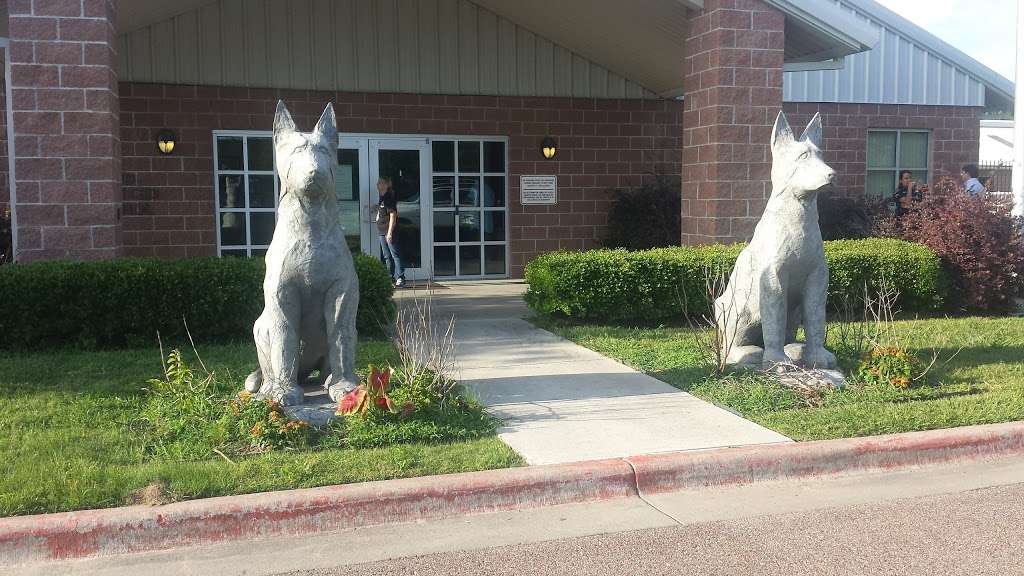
157 129 177 154
541 136 557 160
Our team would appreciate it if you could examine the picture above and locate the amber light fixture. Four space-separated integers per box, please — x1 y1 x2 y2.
541 136 557 159
157 129 177 154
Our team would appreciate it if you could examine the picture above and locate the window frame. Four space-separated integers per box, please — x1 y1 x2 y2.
866 129 931 201
212 131 279 257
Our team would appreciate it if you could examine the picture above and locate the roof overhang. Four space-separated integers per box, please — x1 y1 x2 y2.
465 0 877 98
764 0 878 63
117 0 878 100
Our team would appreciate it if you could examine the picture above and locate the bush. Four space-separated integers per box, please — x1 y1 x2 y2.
880 177 1024 311
817 194 886 241
603 174 681 250
524 238 945 323
0 253 395 350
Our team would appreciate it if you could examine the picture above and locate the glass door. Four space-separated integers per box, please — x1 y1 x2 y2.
336 137 370 255
370 139 430 280
430 139 508 278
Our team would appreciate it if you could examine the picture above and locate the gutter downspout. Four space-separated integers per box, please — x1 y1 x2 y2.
1013 0 1024 217
2 37 16 261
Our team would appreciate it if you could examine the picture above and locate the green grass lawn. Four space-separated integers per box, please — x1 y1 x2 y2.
534 316 1024 441
0 341 522 517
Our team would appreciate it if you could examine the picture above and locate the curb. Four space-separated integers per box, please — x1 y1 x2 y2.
4 421 1024 565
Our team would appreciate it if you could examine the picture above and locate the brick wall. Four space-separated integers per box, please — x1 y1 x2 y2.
782 102 981 198
119 83 683 276
682 0 785 245
8 0 121 262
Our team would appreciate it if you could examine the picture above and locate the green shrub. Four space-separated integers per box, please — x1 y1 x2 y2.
524 238 944 323
603 174 681 250
0 253 395 350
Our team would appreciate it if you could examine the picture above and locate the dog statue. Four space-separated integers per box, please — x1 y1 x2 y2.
714 111 838 369
244 101 360 406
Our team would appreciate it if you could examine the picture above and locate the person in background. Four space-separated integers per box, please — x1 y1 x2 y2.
893 169 923 217
374 177 405 288
961 164 984 196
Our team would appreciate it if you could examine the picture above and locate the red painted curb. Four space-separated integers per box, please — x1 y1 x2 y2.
0 458 635 565
626 421 1024 495
3 422 1023 565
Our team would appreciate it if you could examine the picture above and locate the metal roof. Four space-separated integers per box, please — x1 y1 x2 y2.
784 0 1014 108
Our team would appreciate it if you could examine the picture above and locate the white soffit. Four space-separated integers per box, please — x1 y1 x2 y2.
118 0 214 33
766 0 879 62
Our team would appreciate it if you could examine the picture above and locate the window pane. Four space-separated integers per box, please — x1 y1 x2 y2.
484 245 505 275
249 175 275 208
434 246 456 276
484 176 505 207
433 176 454 207
459 211 481 242
866 132 897 169
217 136 244 170
432 140 454 172
337 148 360 250
219 175 245 208
221 249 248 258
484 141 505 173
459 176 480 207
434 211 455 243
250 212 276 245
484 211 505 241
900 132 929 168
459 245 481 275
248 137 274 171
458 141 480 173
252 248 268 258
220 212 246 246
866 170 895 201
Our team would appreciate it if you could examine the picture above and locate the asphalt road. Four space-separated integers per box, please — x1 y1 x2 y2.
285 480 1024 576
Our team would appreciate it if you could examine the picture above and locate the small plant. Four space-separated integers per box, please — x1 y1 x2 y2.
336 364 406 417
856 346 924 389
225 392 310 453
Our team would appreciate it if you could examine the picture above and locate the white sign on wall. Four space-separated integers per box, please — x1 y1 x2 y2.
520 175 558 205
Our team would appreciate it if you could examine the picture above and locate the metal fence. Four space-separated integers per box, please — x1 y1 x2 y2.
979 162 1013 193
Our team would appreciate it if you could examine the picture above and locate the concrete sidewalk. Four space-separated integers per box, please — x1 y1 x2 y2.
396 281 790 465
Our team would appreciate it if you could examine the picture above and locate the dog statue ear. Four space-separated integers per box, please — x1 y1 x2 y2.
273 100 297 145
771 111 794 151
800 113 823 148
313 103 338 148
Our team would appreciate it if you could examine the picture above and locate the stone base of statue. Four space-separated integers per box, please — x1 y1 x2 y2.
728 343 846 389
281 384 341 427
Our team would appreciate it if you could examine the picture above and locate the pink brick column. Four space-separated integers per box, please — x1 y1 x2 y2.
8 0 120 261
682 0 784 245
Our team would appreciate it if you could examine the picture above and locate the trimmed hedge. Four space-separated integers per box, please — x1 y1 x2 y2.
0 253 395 350
524 238 945 323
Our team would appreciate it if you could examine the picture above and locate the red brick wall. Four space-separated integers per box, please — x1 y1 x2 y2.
8 0 121 262
682 0 785 245
782 102 981 198
119 83 683 276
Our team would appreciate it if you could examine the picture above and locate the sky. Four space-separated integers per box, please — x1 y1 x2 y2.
874 0 1017 82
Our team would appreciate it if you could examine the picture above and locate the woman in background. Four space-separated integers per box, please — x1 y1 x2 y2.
893 170 923 217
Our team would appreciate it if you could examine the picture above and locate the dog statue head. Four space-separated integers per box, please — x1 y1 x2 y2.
769 111 835 201
273 101 338 201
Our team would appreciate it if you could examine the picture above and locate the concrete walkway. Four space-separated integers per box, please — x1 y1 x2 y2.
396 281 790 465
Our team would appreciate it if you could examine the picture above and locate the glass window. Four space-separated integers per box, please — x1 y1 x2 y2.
432 140 455 172
215 134 278 256
434 246 456 276
247 138 274 171
484 141 505 173
459 176 480 207
484 245 505 275
433 176 454 207
866 130 930 201
459 245 481 275
484 176 505 207
458 141 480 173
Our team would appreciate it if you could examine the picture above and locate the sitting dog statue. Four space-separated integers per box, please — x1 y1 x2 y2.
244 101 360 405
714 111 838 369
